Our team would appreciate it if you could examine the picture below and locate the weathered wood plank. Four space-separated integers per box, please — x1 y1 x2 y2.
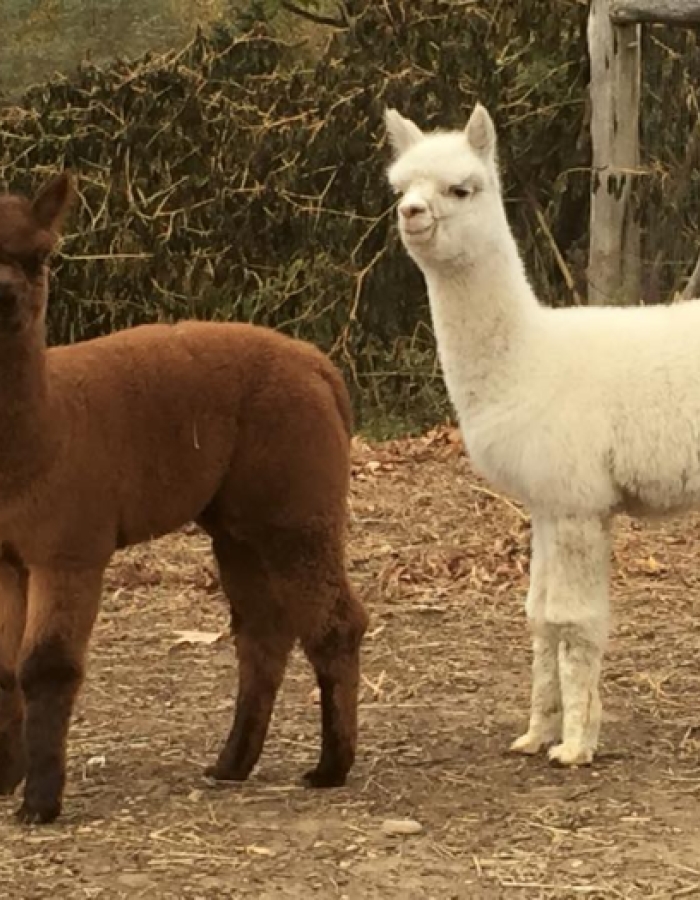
587 0 642 305
611 0 700 25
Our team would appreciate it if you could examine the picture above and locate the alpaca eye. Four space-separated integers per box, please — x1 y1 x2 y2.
449 185 471 199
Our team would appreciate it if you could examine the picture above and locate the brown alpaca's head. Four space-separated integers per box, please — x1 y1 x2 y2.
0 172 73 334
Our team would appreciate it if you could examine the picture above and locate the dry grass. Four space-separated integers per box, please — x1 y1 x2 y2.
2 429 700 898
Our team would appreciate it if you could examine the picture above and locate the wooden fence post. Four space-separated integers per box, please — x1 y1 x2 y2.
587 0 642 305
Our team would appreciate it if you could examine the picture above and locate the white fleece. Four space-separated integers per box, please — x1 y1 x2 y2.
385 102 700 766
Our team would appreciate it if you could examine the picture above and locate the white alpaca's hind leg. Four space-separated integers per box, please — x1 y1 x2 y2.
511 517 562 755
551 633 603 765
545 517 610 767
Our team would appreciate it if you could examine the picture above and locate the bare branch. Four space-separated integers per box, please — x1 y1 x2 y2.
280 1 348 28
681 252 700 302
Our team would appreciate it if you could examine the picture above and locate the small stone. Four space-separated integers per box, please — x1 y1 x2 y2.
381 818 423 836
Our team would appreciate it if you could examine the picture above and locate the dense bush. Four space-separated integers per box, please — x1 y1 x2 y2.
0 0 697 432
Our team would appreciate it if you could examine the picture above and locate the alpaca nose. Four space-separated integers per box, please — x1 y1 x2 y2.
399 200 428 220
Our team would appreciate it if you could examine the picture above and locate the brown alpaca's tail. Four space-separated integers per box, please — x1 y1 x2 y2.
320 363 354 439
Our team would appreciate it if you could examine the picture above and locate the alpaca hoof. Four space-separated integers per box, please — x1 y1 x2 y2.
509 732 546 756
15 799 61 825
547 743 594 767
204 763 248 783
302 767 347 789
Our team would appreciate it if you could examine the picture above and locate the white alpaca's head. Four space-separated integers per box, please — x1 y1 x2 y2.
385 103 507 269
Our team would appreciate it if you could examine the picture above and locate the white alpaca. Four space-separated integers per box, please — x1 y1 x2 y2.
384 102 700 766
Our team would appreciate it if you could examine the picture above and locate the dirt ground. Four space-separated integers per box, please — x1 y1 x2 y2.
2 429 700 899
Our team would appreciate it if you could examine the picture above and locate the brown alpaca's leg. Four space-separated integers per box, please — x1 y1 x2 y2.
17 568 102 824
206 537 294 782
301 581 368 789
254 528 367 789
0 557 28 794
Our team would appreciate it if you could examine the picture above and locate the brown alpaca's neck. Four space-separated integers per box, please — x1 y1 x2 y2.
0 325 57 494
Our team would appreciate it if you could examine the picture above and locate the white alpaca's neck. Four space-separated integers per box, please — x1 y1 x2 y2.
420 222 540 423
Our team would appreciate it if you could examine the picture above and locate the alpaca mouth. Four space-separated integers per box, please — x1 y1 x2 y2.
401 221 436 239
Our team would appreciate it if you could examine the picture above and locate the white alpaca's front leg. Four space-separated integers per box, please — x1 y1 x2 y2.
510 625 561 754
545 517 610 767
511 517 562 755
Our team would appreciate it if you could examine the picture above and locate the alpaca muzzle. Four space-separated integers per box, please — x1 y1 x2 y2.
398 196 435 239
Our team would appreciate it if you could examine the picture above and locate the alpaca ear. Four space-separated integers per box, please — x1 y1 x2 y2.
385 108 425 157
32 171 74 232
465 103 497 161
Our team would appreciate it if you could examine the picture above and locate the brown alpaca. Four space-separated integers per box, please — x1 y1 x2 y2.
0 173 368 824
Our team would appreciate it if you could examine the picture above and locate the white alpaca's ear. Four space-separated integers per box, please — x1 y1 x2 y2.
384 108 424 157
465 103 497 161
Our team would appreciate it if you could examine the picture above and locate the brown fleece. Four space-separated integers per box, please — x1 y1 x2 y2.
0 173 368 824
